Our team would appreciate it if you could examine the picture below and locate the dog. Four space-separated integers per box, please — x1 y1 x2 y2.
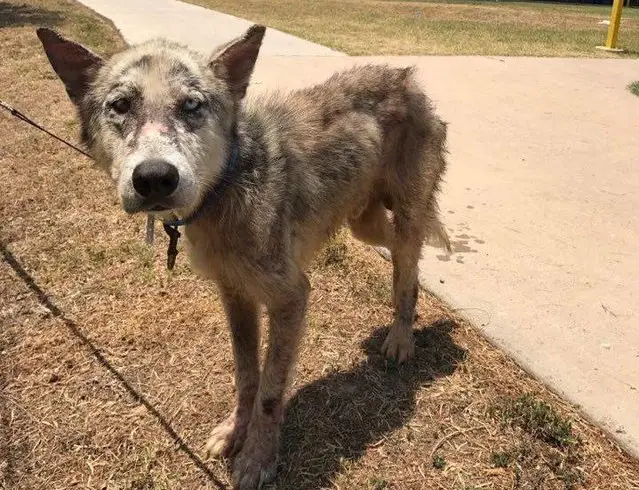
37 25 450 489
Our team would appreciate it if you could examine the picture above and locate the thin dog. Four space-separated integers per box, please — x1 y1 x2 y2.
37 25 450 489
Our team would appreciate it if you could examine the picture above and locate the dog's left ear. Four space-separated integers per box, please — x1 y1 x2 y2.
209 24 266 100
36 27 104 105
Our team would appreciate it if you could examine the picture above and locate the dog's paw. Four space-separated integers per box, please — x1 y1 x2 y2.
204 410 249 460
232 430 278 490
382 327 415 363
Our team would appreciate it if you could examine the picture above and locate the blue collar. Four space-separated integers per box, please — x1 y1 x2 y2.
162 141 240 228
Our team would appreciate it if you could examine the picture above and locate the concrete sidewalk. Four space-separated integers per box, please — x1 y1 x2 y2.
77 0 639 457
416 56 639 457
77 0 345 56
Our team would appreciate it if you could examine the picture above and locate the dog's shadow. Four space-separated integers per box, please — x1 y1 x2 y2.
276 320 466 489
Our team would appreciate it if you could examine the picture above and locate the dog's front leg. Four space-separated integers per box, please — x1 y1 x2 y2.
206 286 260 460
233 271 310 490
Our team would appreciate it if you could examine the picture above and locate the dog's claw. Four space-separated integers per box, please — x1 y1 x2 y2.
382 327 415 363
204 410 249 460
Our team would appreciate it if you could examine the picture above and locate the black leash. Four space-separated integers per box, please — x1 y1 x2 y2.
0 99 93 159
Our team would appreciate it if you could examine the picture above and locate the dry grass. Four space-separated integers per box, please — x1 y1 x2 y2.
2 1 639 489
187 0 639 57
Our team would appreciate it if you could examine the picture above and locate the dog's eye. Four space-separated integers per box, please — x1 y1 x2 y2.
182 97 202 113
110 98 131 115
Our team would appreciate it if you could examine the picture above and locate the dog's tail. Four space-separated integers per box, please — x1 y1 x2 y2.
398 68 451 255
424 219 451 253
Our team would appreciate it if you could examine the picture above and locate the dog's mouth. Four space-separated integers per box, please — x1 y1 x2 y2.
121 198 176 215
149 204 171 212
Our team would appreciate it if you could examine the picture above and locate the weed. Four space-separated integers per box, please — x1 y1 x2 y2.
433 454 446 469
497 394 576 447
491 450 512 468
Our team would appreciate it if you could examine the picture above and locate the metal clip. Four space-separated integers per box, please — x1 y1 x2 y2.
163 224 181 270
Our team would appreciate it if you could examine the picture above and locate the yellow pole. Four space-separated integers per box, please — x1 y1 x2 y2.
605 0 624 49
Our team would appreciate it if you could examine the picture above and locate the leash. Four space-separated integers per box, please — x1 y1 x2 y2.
1 98 239 270
0 99 93 159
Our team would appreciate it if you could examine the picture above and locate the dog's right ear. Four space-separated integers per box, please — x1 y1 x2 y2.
209 24 266 101
36 28 104 104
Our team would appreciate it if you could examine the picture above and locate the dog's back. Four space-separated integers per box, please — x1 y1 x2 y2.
241 64 450 264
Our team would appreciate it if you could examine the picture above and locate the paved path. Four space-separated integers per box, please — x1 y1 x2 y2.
77 0 345 56
419 56 639 457
77 0 639 457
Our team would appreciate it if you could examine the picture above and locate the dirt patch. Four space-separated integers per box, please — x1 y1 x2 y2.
2 1 639 489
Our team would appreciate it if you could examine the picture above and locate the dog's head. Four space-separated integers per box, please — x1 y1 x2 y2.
36 25 265 216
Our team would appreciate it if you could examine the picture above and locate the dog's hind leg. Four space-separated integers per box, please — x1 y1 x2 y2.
205 286 260 460
350 199 422 363
382 210 426 363
233 268 310 489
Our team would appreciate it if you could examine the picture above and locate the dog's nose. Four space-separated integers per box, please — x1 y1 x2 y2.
132 160 179 199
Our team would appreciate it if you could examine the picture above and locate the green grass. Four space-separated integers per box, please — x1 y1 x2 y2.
629 80 639 95
186 0 639 57
496 393 576 448
432 454 447 469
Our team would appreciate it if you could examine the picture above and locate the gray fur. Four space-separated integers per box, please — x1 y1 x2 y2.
37 25 450 490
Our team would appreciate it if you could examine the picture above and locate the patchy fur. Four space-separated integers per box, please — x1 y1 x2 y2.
37 25 450 490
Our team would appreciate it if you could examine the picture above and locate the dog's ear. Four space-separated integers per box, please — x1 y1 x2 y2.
36 27 104 104
209 24 266 100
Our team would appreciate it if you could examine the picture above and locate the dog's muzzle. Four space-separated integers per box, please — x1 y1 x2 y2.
132 159 180 210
